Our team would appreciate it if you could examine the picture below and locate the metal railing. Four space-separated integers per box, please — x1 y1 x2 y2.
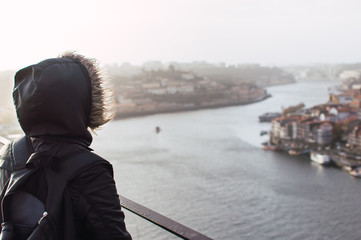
119 195 213 240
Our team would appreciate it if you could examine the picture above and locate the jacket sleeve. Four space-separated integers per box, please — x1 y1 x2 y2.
68 162 132 240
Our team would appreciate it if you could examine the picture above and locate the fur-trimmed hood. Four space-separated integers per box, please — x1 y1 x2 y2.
13 57 93 146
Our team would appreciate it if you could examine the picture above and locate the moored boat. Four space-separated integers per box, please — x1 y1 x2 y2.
259 112 281 122
310 151 330 165
288 149 309 156
330 152 361 169
349 167 361 178
262 142 281 151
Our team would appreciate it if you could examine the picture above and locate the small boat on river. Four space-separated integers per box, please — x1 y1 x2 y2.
260 130 268 136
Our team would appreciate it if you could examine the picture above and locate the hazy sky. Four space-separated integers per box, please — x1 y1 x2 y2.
0 0 360 71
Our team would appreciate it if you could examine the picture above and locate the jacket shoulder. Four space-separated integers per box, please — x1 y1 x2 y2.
58 150 111 182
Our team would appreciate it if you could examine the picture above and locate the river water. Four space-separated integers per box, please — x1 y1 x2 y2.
92 80 361 240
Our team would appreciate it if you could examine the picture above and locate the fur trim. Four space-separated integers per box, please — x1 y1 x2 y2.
58 51 115 130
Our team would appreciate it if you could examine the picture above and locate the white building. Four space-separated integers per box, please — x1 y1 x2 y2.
339 70 361 80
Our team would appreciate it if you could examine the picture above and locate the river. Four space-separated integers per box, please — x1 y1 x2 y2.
92 80 361 240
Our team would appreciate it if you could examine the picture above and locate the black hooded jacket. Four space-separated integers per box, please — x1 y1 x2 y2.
10 57 132 240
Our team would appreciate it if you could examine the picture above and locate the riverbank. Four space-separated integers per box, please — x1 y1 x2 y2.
112 64 295 120
115 92 271 119
262 81 361 175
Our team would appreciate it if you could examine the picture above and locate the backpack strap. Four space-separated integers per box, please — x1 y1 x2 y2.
59 150 106 181
43 150 106 211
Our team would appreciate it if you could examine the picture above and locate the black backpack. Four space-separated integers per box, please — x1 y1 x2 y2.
0 136 106 240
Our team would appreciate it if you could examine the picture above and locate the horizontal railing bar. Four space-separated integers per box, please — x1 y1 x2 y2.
119 195 213 240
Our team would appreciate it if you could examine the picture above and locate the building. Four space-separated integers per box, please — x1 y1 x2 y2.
347 124 361 149
329 90 360 105
316 123 333 146
271 115 303 140
320 113 336 122
339 70 361 80
300 120 322 143
181 73 195 80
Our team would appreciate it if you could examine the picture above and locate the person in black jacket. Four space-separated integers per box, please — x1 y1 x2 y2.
8 52 132 240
